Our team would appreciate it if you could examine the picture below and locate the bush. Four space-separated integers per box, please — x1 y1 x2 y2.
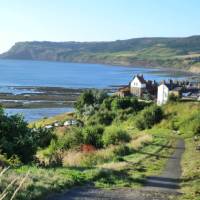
35 127 83 167
0 109 54 163
75 90 108 114
182 112 200 136
168 93 180 102
135 105 164 130
33 127 55 148
82 125 104 148
111 97 132 110
114 108 136 122
61 127 84 149
101 96 115 110
111 97 143 111
102 127 131 146
74 90 95 114
88 111 115 125
113 144 132 156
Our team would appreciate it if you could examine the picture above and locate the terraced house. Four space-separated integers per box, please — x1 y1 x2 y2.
116 74 157 98
117 75 200 105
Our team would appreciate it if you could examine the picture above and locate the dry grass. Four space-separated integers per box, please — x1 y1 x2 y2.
99 161 129 170
63 147 115 167
62 133 153 169
62 151 84 167
0 168 29 200
29 112 74 128
129 133 153 150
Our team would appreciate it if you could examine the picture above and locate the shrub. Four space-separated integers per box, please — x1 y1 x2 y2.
101 96 115 110
114 108 136 122
74 90 95 114
61 127 84 149
181 112 200 136
82 125 104 148
168 93 180 102
33 127 55 148
135 105 164 130
111 97 142 112
0 109 54 163
102 126 131 146
111 97 133 110
75 90 107 114
88 111 115 125
113 144 132 156
93 90 108 104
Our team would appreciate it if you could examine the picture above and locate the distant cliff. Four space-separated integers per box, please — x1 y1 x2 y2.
1 36 200 73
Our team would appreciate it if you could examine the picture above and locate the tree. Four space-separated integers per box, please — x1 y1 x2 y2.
0 110 54 163
75 90 108 114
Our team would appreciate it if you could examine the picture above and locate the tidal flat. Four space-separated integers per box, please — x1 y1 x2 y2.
0 86 112 108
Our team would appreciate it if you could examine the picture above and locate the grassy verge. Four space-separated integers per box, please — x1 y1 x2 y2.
0 134 175 199
94 135 175 188
178 138 200 200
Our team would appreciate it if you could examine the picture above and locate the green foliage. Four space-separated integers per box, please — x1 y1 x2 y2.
102 126 131 146
101 96 115 110
113 144 132 156
62 127 84 149
168 93 180 102
0 113 35 163
135 105 164 130
88 110 115 126
0 109 54 163
82 125 104 148
75 90 108 114
180 111 200 136
33 127 55 148
111 97 141 111
74 90 95 113
114 108 137 122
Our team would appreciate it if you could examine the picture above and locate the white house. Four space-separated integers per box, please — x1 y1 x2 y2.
130 75 146 97
157 83 169 105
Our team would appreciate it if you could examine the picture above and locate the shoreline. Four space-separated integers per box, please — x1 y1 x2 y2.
0 86 113 109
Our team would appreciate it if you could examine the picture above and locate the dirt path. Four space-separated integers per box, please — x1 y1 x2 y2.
47 139 185 200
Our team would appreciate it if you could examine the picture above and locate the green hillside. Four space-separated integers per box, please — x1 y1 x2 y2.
1 36 200 73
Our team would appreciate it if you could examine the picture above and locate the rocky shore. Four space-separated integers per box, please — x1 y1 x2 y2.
0 86 112 108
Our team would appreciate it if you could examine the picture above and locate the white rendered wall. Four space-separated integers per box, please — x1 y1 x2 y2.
130 77 146 88
157 84 169 105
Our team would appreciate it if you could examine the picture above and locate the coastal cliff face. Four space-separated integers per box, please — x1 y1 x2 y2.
1 36 200 73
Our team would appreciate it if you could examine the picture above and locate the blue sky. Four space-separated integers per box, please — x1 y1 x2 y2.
0 0 200 53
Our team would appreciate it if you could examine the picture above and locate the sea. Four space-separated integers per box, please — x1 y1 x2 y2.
0 59 191 122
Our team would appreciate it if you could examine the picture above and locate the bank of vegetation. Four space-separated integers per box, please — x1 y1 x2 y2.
0 90 199 200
